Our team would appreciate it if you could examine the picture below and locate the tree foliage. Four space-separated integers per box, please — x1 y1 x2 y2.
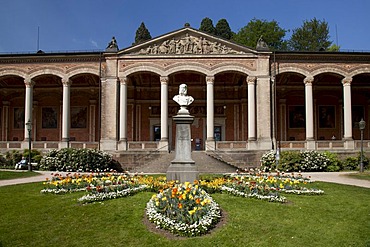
215 19 233 40
134 22 152 45
232 18 287 50
288 18 332 51
199 17 216 35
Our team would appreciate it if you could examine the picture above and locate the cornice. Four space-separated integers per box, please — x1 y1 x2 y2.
274 52 370 63
0 53 102 64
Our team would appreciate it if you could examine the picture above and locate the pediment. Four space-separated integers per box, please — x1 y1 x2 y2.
120 27 257 56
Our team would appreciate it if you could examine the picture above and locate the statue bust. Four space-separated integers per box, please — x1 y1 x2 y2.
173 84 194 107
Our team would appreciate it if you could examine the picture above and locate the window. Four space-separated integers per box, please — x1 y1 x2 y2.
153 126 161 141
214 126 221 141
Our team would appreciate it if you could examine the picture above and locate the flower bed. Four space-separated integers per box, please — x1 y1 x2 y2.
40 171 324 237
146 182 221 237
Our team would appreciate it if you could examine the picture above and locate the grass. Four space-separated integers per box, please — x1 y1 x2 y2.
0 181 369 247
0 170 40 180
343 171 370 181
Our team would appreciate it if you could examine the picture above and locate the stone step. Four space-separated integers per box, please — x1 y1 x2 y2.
128 151 237 174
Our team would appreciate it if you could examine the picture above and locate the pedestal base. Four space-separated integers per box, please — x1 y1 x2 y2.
166 111 199 183
166 162 199 183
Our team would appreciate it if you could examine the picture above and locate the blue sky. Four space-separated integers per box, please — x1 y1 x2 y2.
1 0 369 53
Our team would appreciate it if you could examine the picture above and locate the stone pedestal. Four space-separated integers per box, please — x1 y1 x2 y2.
166 112 199 183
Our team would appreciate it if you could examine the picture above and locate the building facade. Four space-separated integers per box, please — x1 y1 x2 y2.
0 27 369 153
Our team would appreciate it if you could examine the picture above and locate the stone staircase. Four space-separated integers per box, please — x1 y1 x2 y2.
205 150 264 170
127 151 238 174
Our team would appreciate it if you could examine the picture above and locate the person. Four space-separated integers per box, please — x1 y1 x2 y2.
173 84 194 106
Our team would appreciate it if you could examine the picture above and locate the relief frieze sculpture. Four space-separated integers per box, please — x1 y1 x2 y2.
133 33 245 55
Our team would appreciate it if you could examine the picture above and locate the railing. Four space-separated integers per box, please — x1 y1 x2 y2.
0 141 99 151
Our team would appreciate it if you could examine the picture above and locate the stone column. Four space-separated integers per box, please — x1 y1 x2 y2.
100 77 118 150
24 80 34 140
158 76 169 151
206 76 215 150
2 101 9 141
89 100 97 142
256 76 272 149
304 77 315 149
61 79 71 146
118 77 128 150
342 77 353 140
247 76 256 141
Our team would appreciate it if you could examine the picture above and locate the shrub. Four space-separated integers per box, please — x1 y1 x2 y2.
260 150 277 171
39 148 123 172
343 153 369 170
261 150 331 172
5 150 22 167
280 151 301 172
324 151 343 172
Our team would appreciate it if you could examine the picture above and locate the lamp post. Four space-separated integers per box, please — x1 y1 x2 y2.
25 120 32 172
359 118 366 173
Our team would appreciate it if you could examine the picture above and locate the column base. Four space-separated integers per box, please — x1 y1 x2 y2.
306 140 316 150
158 139 169 152
344 139 355 149
118 139 128 151
100 139 117 151
59 141 70 149
205 139 215 151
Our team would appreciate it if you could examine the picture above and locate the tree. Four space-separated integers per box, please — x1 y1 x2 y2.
199 17 216 35
288 18 332 51
327 44 340 52
134 22 152 45
232 18 287 50
215 19 233 40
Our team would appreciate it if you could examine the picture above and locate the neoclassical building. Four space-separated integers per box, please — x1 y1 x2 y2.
0 26 369 154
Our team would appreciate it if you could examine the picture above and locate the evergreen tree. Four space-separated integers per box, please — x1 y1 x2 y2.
199 17 216 35
134 22 152 45
215 19 233 40
288 18 332 51
232 18 287 50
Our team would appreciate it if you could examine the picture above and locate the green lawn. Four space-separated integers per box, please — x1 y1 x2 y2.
0 181 369 247
343 171 370 181
0 170 40 180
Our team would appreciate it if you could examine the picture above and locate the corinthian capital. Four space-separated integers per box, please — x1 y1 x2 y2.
342 77 352 86
160 76 169 85
206 76 214 84
303 76 314 85
120 77 129 85
247 76 256 85
24 80 35 87
62 79 72 86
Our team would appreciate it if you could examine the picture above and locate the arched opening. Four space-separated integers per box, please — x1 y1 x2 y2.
276 72 305 141
352 73 370 140
313 73 344 140
70 73 100 142
0 75 25 142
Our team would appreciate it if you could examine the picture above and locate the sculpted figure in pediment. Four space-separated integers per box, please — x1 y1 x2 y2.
134 33 244 55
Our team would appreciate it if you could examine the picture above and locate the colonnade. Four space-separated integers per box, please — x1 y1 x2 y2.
303 76 354 146
116 74 265 151
21 77 96 146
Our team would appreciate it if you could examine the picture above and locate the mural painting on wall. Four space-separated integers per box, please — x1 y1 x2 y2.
42 107 57 129
319 106 335 129
352 105 365 128
289 106 305 128
13 108 24 129
71 107 87 128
